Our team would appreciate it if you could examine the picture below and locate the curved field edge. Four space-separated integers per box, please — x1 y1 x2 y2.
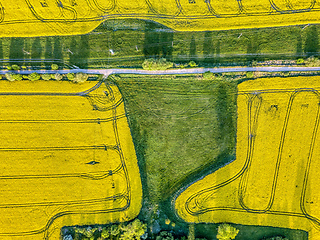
0 0 320 36
175 75 320 240
110 74 237 203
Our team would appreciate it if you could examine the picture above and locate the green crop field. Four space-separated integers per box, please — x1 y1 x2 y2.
111 74 237 203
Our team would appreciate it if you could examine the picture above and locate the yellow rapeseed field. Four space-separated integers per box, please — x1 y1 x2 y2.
175 76 320 240
0 80 142 240
1 0 320 36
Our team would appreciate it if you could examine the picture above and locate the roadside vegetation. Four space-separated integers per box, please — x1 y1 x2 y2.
1 70 309 240
62 218 301 240
2 64 92 83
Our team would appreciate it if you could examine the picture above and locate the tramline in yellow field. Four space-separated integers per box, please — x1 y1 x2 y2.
175 76 320 240
0 80 142 240
1 0 320 36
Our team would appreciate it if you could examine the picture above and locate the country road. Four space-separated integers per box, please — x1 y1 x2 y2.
1 66 320 77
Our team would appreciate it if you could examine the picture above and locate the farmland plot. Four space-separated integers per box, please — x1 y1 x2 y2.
1 0 320 36
0 80 142 240
175 76 320 240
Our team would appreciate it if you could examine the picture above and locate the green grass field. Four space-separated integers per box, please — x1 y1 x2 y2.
1 21 319 69
111 74 237 203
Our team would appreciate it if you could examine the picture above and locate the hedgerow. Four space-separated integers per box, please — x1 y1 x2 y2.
41 73 51 80
52 73 63 81
142 58 173 70
67 73 75 81
27 72 41 81
5 73 23 81
73 72 88 83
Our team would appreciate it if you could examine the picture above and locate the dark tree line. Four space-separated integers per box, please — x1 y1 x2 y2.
5 35 90 68
143 22 173 60
304 25 319 57
67 35 89 68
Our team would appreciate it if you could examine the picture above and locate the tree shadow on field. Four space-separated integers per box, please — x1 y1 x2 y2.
215 40 221 64
78 35 89 69
54 37 63 63
203 32 214 63
69 37 78 66
31 37 42 66
0 39 3 61
246 35 259 63
45 38 53 63
304 25 319 57
215 81 236 150
159 31 173 61
189 35 197 62
9 38 24 65
143 22 160 59
296 32 303 58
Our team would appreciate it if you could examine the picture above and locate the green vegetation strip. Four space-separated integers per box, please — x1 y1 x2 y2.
0 22 319 69
111 74 237 202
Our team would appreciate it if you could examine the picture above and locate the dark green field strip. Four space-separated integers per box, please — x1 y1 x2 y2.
1 23 319 69
113 75 237 202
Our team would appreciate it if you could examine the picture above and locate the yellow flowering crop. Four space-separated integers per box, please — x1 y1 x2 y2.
1 0 319 36
175 76 320 240
0 80 142 239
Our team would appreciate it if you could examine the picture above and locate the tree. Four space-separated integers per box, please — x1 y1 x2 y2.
246 71 254 78
119 219 147 240
67 72 75 81
203 71 214 79
28 72 41 81
11 64 20 70
216 224 239 240
73 72 88 83
51 63 59 70
142 58 173 70
263 237 288 240
188 224 195 240
188 61 197 67
101 224 121 240
5 73 23 81
41 73 51 80
156 231 174 240
51 73 63 81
